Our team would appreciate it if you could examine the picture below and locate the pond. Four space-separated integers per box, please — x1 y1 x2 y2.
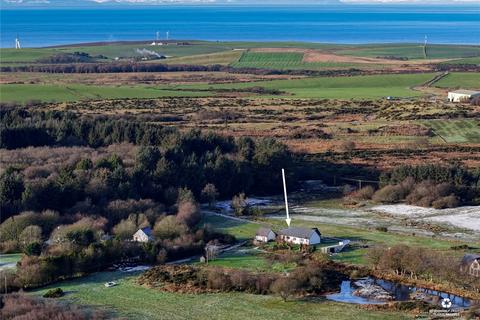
326 278 471 308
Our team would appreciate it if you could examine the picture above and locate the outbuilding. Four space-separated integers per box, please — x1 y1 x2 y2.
448 90 480 102
133 227 154 242
278 227 321 245
255 227 276 243
460 254 480 277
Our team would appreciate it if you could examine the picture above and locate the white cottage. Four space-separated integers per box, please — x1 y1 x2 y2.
278 227 321 245
133 227 154 242
448 90 480 102
255 227 276 243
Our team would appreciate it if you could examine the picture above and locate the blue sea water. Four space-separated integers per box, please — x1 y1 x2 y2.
1 5 479 48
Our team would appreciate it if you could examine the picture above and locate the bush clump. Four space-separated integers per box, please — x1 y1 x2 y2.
42 288 64 298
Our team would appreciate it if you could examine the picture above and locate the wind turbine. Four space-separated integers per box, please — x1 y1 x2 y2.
15 35 21 49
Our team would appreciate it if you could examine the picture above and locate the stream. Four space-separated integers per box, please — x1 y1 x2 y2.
326 277 471 308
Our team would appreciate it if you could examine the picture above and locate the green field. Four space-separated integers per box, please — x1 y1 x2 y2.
177 73 435 99
423 119 480 143
0 84 208 103
231 51 359 70
30 271 410 320
0 42 233 65
0 253 22 270
442 56 480 65
433 72 480 90
232 52 304 69
164 50 243 65
336 44 480 60
204 213 476 266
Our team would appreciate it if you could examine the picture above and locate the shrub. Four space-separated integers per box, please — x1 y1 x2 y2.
372 185 405 203
375 226 388 232
432 195 459 209
24 242 42 256
349 186 375 201
42 288 64 298
154 216 187 240
270 277 299 302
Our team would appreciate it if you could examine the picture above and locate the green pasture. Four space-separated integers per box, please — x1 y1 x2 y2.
0 84 208 103
231 51 359 70
443 56 480 65
203 213 475 266
0 253 22 270
164 50 243 65
422 119 480 143
0 42 233 65
177 73 435 99
30 270 409 320
433 72 480 90
336 44 480 60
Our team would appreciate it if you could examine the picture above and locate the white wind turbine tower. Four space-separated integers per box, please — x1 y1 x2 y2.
166 31 170 41
15 35 21 49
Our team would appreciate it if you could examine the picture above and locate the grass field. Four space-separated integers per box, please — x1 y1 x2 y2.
422 119 480 143
231 51 359 70
204 213 476 265
336 44 480 60
0 42 233 65
0 253 22 270
0 84 208 103
30 271 410 320
442 57 480 65
177 73 435 99
433 72 480 90
164 50 243 65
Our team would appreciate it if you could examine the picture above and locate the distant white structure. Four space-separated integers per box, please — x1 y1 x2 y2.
278 227 321 245
15 36 21 49
448 90 480 102
132 227 154 242
255 227 276 243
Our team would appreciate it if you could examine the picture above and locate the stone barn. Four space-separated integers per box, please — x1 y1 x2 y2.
461 254 480 277
278 227 321 245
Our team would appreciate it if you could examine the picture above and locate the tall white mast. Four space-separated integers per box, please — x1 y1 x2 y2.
15 35 21 49
282 169 291 227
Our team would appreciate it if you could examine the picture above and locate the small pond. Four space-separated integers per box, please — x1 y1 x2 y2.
326 278 471 307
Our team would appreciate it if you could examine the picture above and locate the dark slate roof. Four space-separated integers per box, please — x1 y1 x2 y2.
256 227 275 237
461 254 480 266
278 227 321 239
140 227 153 237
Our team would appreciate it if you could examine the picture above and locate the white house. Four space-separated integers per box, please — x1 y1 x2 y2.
278 227 321 245
448 90 480 102
132 227 154 242
461 254 480 277
255 227 276 243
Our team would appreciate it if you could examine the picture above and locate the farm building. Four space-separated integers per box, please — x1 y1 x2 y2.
255 227 276 242
320 240 351 254
133 227 154 242
460 254 480 277
278 227 321 245
447 90 480 102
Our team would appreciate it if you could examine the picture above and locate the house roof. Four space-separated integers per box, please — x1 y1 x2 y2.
139 227 153 237
256 227 275 237
278 227 321 239
449 90 480 95
461 254 480 265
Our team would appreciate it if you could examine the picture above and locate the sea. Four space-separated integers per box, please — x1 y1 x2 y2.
1 5 479 48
